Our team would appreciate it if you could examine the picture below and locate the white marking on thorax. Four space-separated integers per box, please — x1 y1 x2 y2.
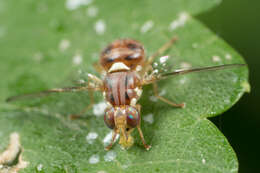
108 62 130 73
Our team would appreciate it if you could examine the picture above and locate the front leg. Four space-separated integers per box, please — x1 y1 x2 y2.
137 124 151 150
105 129 118 151
135 104 151 150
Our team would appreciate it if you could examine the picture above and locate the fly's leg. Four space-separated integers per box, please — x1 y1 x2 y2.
93 62 106 74
135 104 151 150
69 90 95 120
105 129 118 151
153 82 185 108
69 73 103 120
147 36 178 65
137 124 151 150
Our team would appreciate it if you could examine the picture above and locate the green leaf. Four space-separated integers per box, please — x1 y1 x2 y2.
0 0 249 173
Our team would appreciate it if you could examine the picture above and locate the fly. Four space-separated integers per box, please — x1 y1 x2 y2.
6 37 246 150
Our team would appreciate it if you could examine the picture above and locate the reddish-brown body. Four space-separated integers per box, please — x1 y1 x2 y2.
104 71 141 106
100 39 145 72
99 39 148 149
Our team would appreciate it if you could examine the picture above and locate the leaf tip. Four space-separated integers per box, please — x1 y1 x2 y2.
241 81 251 93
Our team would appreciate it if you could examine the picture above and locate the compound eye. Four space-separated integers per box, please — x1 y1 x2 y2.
104 108 115 129
126 107 140 128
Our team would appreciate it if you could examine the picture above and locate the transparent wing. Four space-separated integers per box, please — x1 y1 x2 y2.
6 85 101 102
143 64 246 85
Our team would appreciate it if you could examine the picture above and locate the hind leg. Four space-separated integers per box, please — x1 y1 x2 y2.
152 82 185 108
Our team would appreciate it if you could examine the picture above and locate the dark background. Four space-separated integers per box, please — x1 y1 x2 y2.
198 0 260 172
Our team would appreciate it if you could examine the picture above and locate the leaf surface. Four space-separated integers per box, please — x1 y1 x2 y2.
0 0 248 172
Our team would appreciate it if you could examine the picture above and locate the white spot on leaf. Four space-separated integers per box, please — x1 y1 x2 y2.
202 158 206 164
104 151 116 162
212 55 221 62
87 6 98 17
159 89 166 96
180 62 192 69
89 154 99 164
149 96 158 102
143 114 154 124
169 12 189 31
73 53 83 65
59 39 70 52
140 20 154 33
224 99 230 104
93 101 107 117
86 132 98 144
95 19 106 35
66 0 93 10
37 164 43 171
225 54 232 60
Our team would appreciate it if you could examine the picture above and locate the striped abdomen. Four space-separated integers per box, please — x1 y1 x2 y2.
104 71 141 106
